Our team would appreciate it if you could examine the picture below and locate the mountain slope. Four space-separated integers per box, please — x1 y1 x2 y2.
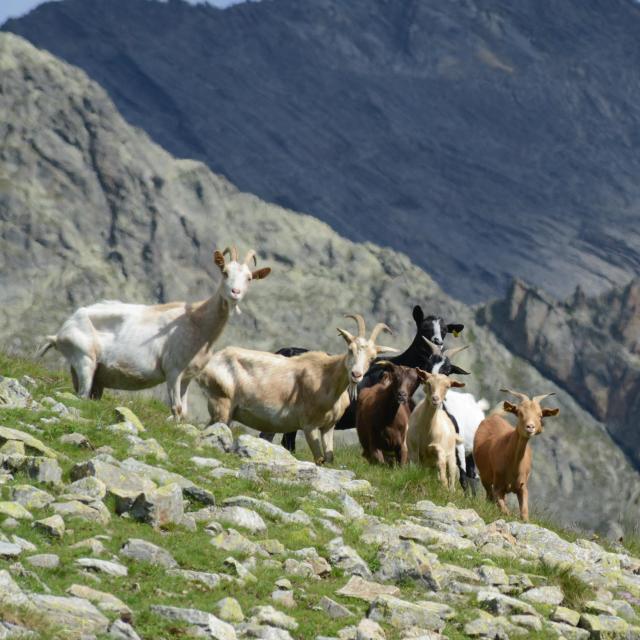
5 0 640 302
478 278 640 469
0 32 638 532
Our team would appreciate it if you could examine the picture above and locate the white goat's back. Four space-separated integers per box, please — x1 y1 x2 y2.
444 391 487 452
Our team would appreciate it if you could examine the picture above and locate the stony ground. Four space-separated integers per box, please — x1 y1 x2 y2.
0 354 639 640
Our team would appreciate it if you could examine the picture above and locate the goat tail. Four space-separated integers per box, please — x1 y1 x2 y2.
36 335 57 358
477 398 490 412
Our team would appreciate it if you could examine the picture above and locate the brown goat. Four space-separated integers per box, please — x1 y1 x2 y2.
356 362 420 465
473 389 560 521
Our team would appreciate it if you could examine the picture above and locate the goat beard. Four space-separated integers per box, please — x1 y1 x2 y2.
348 383 358 401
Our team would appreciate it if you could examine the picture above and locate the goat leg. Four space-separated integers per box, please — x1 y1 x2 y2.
517 485 529 521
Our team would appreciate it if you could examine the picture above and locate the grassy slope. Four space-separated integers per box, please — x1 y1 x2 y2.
1 352 635 639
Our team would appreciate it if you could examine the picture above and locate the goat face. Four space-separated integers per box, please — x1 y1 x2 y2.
417 370 465 408
413 305 464 347
338 314 398 399
214 247 271 304
378 362 420 405
503 394 560 439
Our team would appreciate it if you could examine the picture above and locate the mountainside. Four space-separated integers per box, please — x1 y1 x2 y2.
1 357 640 639
0 32 638 532
5 0 640 302
478 278 640 469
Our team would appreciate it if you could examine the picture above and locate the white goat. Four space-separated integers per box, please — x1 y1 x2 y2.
445 391 489 485
198 314 396 464
37 247 270 418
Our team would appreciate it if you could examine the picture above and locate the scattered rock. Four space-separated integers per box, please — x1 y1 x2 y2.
108 619 142 640
66 477 107 500
184 485 216 506
25 457 62 485
212 506 267 534
33 514 65 537
191 456 223 469
271 590 296 609
115 407 146 432
250 605 298 631
477 564 509 586
215 597 244 622
367 595 452 631
476 590 537 616
120 538 178 568
375 540 440 590
336 576 400 602
0 541 22 557
75 557 128 577
26 554 59 569
151 605 237 640
328 537 372 578
521 585 564 605
129 482 184 527
67 584 131 615
51 500 111 525
71 458 156 495
319 596 352 619
30 593 109 638
200 422 234 452
0 377 38 409
552 605 582 627
0 501 32 520
127 436 167 461
210 528 264 556
578 613 630 636
355 618 385 640
59 432 93 448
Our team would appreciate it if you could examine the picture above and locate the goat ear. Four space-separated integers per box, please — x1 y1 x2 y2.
503 401 518 414
412 305 424 326
447 323 464 337
416 368 429 381
251 267 271 280
214 251 225 270
542 407 560 418
337 328 355 344
449 364 470 375
450 380 465 388
376 345 399 354
376 360 394 371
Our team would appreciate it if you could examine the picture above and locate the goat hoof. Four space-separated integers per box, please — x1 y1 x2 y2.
324 452 334 464
315 457 325 466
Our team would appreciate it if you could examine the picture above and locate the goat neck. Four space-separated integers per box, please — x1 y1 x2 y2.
502 422 531 481
187 281 232 348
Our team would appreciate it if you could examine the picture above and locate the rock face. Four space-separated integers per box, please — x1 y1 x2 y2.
478 278 640 469
0 32 638 530
6 0 640 302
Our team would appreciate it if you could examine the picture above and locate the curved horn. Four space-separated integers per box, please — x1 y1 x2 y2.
222 246 239 262
370 322 392 343
345 314 366 338
443 344 470 360
500 388 530 402
244 249 257 266
533 392 556 404
422 336 442 355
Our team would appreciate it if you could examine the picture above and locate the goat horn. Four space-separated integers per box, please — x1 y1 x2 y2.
345 314 366 338
533 392 556 404
422 336 442 355
222 246 238 262
244 249 257 266
500 388 530 402
370 322 392 343
443 344 469 360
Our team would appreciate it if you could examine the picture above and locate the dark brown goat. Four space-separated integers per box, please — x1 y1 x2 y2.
356 362 420 465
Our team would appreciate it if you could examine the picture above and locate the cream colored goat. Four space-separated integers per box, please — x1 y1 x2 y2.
38 247 270 418
198 314 396 464
407 370 465 489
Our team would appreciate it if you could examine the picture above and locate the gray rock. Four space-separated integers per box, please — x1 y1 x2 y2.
551 606 582 627
151 605 237 640
0 542 21 557
211 506 267 533
375 540 440 590
120 458 194 488
129 482 184 527
250 605 298 631
26 554 59 569
0 502 32 521
59 432 93 448
33 514 65 537
167 568 222 589
476 590 537 616
223 496 311 526
319 596 352 619
30 594 109 638
67 584 131 615
127 436 168 461
578 613 630 636
339 493 365 521
521 585 564 606
201 422 234 452
9 485 54 509
108 619 142 640
271 590 296 609
215 597 244 622
75 558 128 577
548 621 590 639
209 528 264 556
335 576 400 602
70 458 156 494
11 535 37 552
367 595 452 631
0 377 38 410
510 614 542 631
66 477 107 501
463 612 527 638
120 538 178 568
184 485 216 506
51 500 111 525
355 619 385 640
191 456 223 469
477 565 509 586
26 457 62 485
327 537 371 578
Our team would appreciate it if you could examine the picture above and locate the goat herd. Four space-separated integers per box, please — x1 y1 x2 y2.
39 246 560 521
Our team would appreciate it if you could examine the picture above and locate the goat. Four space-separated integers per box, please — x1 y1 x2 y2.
264 306 467 450
473 389 560 521
407 370 465 490
198 314 396 464
444 390 489 491
355 362 420 466
37 247 270 418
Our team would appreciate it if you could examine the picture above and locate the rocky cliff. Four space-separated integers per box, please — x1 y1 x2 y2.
5 0 640 302
478 278 640 469
0 32 638 532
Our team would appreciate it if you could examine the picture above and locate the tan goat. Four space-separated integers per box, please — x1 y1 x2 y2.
407 370 465 489
198 314 396 464
473 389 560 521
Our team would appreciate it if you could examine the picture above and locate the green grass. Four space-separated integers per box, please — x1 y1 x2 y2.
0 352 635 639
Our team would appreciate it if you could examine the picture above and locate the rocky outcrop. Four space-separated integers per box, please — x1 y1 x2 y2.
477 278 640 470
